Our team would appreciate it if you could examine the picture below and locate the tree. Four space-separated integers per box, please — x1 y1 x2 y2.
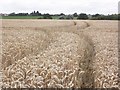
77 13 88 20
118 14 120 20
36 11 39 14
66 15 73 20
30 11 42 16
43 14 52 19
91 14 119 20
92 14 101 17
33 11 36 14
16 13 28 16
29 11 36 15
59 15 65 19
73 13 78 17
9 12 16 16
36 11 41 15
60 13 65 16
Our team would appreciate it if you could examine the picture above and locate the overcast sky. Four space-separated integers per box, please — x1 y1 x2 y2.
0 0 119 14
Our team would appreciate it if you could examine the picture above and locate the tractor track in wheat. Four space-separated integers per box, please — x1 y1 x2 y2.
1 20 118 88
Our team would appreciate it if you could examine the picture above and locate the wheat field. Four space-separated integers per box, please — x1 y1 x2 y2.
0 19 119 88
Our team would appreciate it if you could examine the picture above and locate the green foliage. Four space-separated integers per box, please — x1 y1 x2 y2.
2 16 41 19
60 13 65 16
1 11 120 20
91 14 119 20
9 12 16 16
118 14 120 20
59 16 65 19
66 15 73 20
43 14 52 19
92 14 101 17
77 13 88 20
30 11 41 16
73 13 78 17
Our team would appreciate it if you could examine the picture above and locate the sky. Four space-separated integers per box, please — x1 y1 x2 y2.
0 0 119 14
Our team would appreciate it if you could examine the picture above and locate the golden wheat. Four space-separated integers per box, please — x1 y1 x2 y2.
1 20 118 88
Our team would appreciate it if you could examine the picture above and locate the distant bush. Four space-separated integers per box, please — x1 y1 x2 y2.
59 16 65 19
73 13 78 17
91 14 119 20
30 11 41 16
118 14 120 20
43 14 52 19
66 15 73 20
38 17 42 19
43 16 52 19
9 12 16 16
77 13 88 20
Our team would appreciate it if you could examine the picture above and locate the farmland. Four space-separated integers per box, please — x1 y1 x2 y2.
0 19 119 88
2 16 43 19
1 16 60 19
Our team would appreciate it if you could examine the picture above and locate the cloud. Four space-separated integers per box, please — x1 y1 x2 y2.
0 0 119 14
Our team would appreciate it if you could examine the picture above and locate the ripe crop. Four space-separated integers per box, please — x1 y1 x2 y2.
1 20 118 88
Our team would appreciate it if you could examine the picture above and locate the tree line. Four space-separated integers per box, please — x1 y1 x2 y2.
8 11 120 20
